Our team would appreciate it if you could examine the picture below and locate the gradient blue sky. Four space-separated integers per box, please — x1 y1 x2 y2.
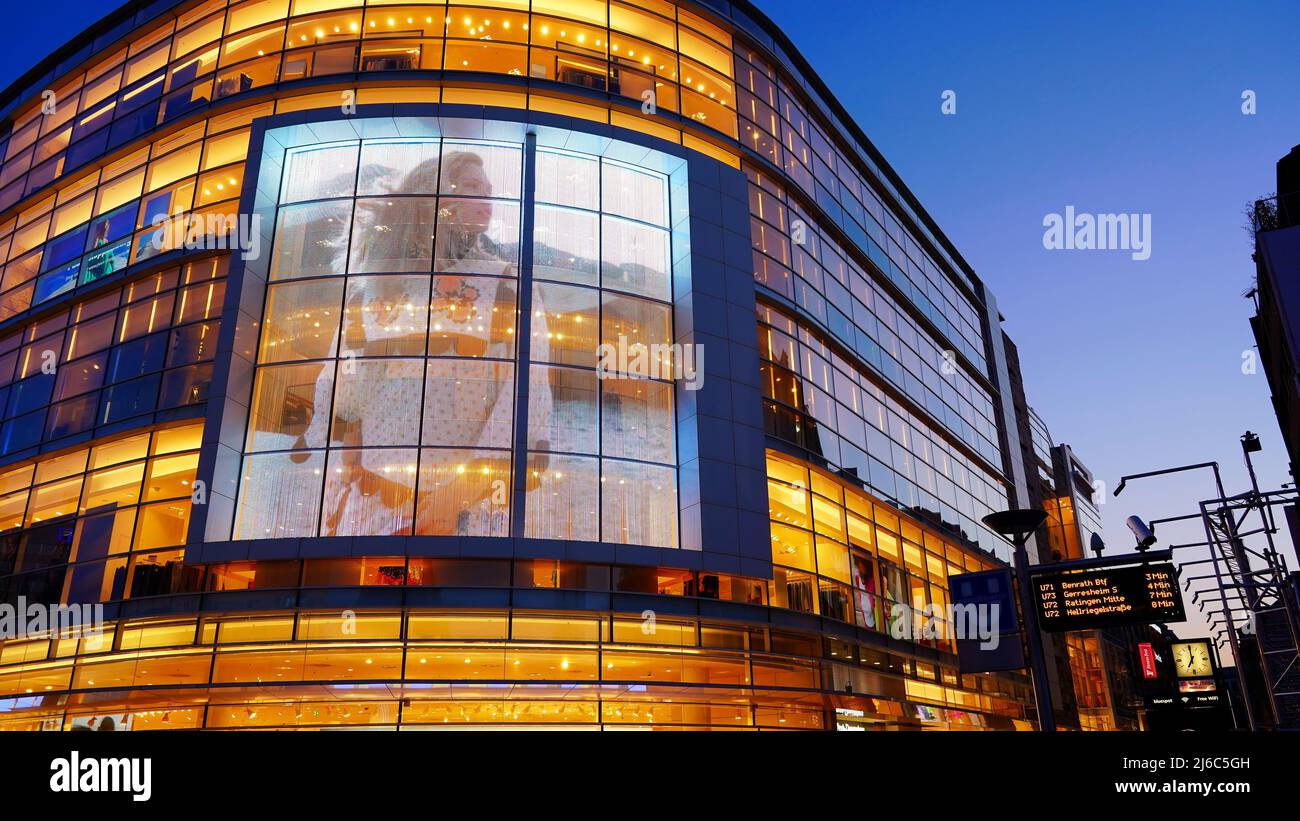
2 1 1297 640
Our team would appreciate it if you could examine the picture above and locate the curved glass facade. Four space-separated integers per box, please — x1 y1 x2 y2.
237 128 682 547
0 0 1043 730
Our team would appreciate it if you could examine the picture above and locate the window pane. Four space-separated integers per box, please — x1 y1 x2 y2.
414 448 510 536
602 377 674 463
52 353 107 400
281 143 359 203
247 362 334 451
602 162 667 226
26 472 82 525
533 205 598 285
90 434 149 469
528 365 596 454
428 274 517 358
271 200 351 280
260 278 345 362
341 275 429 356
434 198 520 275
132 501 191 550
143 452 199 501
330 359 423 447
349 197 438 273
321 448 417 536
81 461 144 513
71 509 134 562
357 138 441 195
524 453 598 541
601 459 677 547
422 359 514 448
440 142 522 199
535 149 598 210
601 292 671 358
601 215 670 300
531 282 598 367
235 450 324 538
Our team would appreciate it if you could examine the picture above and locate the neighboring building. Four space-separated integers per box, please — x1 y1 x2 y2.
1244 145 1300 729
0 0 1066 729
1250 144 1300 480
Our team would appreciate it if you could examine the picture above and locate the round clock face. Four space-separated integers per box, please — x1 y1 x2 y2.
1173 642 1213 678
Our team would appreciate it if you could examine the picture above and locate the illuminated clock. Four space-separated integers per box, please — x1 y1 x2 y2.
1171 640 1214 678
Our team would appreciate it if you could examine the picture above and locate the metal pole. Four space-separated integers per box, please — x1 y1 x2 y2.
1201 499 1256 730
1011 532 1056 732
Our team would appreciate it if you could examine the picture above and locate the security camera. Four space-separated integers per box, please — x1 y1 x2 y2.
1126 516 1157 550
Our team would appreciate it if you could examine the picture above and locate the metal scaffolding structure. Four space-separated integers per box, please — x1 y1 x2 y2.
1185 483 1300 730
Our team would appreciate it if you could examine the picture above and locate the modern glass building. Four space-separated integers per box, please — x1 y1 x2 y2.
0 0 1053 730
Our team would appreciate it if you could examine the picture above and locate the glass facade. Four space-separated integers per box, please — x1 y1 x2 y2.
0 258 223 458
0 423 203 605
234 125 682 547
758 301 1010 560
0 116 248 320
0 0 1050 730
765 450 999 648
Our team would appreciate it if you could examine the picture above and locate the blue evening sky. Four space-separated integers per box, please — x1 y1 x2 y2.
1 1 1297 640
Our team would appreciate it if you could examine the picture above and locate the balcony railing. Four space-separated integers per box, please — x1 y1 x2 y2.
1251 192 1300 234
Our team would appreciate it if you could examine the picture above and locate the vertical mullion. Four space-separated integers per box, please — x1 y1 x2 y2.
596 157 604 544
668 168 681 552
508 132 538 538
410 136 443 537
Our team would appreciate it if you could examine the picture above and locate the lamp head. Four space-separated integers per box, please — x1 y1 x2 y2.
982 509 1048 545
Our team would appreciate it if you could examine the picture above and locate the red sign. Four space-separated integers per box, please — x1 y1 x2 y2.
1138 643 1159 679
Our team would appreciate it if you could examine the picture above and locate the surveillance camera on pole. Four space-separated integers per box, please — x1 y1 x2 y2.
1126 516 1157 551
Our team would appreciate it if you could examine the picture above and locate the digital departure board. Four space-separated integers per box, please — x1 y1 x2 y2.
1030 562 1184 632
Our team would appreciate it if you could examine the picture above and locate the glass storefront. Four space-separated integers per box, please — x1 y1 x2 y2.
0 608 1032 730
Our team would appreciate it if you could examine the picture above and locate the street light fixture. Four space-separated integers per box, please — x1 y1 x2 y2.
982 508 1055 732
983 509 1048 545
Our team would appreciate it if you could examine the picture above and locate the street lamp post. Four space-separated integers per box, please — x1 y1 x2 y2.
982 508 1056 732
